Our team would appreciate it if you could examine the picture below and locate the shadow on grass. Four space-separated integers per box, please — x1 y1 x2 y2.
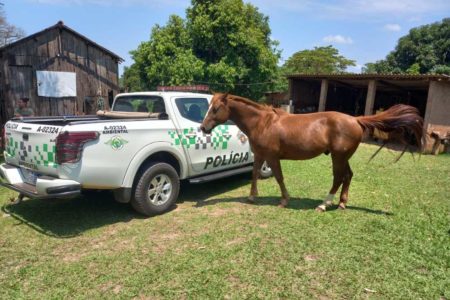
1 175 250 238
1 173 391 238
2 191 142 238
193 196 393 216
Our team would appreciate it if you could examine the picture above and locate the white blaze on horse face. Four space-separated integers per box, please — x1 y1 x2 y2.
203 100 219 131
206 100 214 117
203 100 215 131
317 194 335 211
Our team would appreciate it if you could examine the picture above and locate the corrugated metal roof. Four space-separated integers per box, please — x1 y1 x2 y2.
286 73 450 81
0 21 123 62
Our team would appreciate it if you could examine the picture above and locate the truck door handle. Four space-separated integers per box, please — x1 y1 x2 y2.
185 133 197 138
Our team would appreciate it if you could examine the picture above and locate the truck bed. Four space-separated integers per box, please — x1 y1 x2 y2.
11 113 167 126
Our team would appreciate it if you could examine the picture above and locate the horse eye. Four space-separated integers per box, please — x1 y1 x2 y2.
212 106 219 114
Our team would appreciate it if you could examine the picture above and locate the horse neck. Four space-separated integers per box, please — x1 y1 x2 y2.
228 99 266 139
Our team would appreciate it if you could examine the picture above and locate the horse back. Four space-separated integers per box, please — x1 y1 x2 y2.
271 111 363 158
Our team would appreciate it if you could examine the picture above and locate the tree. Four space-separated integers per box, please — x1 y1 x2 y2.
0 4 25 46
125 15 204 91
363 18 450 74
123 0 280 99
282 46 356 74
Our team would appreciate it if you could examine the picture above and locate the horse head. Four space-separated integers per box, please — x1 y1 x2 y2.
200 93 230 134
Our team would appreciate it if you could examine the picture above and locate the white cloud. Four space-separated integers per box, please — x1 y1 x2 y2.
384 23 401 31
323 35 353 44
251 0 450 19
347 64 363 73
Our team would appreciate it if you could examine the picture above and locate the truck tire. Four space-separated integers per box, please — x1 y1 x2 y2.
131 162 180 216
259 161 273 179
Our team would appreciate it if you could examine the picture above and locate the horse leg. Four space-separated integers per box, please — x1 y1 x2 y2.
338 162 353 209
316 155 346 212
267 159 290 208
248 156 263 203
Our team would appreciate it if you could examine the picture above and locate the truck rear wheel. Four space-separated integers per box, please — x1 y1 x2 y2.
131 162 180 216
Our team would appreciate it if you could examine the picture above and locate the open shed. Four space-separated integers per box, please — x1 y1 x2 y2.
287 74 450 153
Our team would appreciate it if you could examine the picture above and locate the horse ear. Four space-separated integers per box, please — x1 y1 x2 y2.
221 93 229 104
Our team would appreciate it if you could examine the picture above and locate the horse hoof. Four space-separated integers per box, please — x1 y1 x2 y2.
247 196 256 204
278 204 286 208
338 203 346 210
315 206 326 212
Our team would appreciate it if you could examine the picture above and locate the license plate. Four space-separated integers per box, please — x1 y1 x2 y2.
21 168 39 185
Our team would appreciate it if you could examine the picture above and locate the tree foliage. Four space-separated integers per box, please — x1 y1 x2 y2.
124 15 204 92
0 4 25 46
123 0 280 99
282 46 356 74
363 18 450 74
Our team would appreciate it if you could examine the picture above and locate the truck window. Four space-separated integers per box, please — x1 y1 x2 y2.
175 98 209 123
113 96 166 113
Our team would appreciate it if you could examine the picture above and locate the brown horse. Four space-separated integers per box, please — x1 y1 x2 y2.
200 93 423 211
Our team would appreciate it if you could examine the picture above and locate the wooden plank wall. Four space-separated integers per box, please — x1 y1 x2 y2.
0 27 119 124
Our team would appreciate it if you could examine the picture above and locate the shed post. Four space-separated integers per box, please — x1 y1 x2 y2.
423 81 437 133
318 79 328 112
364 80 377 115
288 78 293 102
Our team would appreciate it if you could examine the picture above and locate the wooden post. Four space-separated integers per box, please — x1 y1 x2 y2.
364 80 377 115
318 79 328 112
288 78 293 102
422 81 437 153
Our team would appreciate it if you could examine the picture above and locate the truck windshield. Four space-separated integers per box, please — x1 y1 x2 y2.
113 96 166 113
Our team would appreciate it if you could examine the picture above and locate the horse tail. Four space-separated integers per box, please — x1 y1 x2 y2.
356 104 424 150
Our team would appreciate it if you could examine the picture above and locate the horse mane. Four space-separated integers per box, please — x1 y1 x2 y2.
227 94 278 113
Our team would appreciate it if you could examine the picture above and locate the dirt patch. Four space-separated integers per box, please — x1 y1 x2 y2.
61 251 88 263
226 237 246 246
204 206 245 217
99 281 123 295
304 254 320 261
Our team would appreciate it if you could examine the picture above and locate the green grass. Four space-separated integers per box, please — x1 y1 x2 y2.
0 144 449 299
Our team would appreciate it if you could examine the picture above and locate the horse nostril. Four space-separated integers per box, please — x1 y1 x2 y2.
200 125 205 132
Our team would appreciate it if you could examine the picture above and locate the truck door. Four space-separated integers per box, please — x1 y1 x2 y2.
170 96 252 175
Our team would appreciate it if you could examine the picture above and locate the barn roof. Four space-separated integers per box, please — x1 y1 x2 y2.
286 73 450 90
0 21 124 62
286 73 450 81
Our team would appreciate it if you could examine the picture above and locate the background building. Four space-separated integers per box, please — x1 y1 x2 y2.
287 74 450 153
0 21 123 125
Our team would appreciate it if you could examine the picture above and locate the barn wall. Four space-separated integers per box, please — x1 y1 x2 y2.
290 79 321 113
423 81 450 153
0 26 120 125
325 85 366 116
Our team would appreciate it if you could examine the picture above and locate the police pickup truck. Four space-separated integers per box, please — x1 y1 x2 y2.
1 92 271 216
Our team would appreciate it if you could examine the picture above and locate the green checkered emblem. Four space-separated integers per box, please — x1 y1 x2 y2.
5 136 57 168
169 125 231 150
34 144 57 167
5 136 18 158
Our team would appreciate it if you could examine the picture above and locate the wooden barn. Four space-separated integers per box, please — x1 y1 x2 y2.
0 21 123 125
287 74 450 153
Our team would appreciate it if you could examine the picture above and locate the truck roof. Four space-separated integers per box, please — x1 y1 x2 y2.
116 91 213 99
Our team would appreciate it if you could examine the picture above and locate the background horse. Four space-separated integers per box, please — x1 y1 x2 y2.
200 93 423 211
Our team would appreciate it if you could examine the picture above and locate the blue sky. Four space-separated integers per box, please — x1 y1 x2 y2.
5 0 450 74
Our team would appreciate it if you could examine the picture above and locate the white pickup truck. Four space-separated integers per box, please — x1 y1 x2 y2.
1 92 271 216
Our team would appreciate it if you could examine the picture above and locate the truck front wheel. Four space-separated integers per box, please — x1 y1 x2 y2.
131 162 180 216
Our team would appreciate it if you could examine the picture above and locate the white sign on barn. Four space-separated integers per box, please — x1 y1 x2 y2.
36 71 77 97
